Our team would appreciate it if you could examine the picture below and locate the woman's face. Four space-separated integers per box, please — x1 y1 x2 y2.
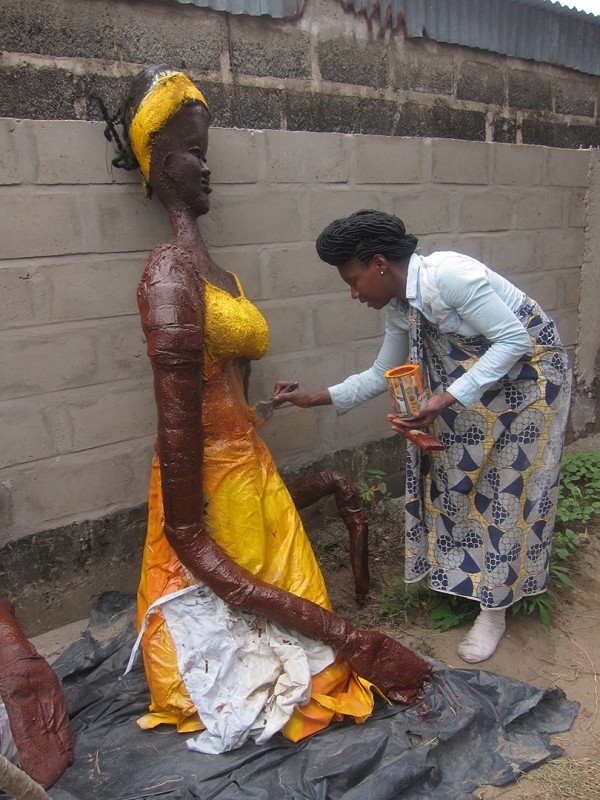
338 256 395 310
150 103 212 216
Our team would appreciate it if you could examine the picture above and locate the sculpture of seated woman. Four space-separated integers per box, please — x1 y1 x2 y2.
103 65 431 753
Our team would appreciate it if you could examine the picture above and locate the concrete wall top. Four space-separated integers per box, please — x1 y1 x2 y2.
1 0 600 148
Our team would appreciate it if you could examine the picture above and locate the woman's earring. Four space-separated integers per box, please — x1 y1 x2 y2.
380 271 385 275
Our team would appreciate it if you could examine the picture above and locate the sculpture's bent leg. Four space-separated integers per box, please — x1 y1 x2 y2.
287 471 370 604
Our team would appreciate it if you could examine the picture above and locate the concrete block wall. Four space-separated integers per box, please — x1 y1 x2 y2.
2 0 600 148
0 117 594 633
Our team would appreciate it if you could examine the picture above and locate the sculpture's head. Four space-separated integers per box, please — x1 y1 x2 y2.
124 66 208 185
123 65 212 215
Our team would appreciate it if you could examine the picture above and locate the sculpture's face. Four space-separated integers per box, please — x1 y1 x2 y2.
149 103 212 217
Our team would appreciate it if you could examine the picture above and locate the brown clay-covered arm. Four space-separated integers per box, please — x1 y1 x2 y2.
160 524 429 700
138 254 207 527
287 472 370 605
137 259 349 642
0 601 29 656
139 258 431 700
0 601 74 789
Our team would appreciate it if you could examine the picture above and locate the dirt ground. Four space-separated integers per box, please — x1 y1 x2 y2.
303 433 600 799
31 435 600 798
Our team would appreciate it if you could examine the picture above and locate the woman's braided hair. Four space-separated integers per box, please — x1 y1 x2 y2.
316 210 418 267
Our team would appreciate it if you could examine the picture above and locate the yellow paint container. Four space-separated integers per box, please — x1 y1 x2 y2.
384 364 428 419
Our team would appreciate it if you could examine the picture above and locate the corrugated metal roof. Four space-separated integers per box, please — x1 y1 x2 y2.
165 0 303 17
166 0 600 76
344 0 600 76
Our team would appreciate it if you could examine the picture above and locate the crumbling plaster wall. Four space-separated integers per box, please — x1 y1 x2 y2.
574 150 600 432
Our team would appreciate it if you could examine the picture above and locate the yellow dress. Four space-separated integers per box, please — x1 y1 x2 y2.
136 274 376 745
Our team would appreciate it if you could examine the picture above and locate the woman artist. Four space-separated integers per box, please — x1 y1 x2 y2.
275 209 572 664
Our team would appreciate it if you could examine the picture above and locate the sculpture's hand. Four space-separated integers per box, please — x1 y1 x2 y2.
287 471 370 605
337 627 432 704
0 602 74 788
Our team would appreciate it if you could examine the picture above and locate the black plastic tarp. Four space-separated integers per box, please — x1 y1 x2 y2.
46 592 578 800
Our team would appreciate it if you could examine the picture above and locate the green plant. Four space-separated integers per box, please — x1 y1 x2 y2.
357 468 387 506
378 575 425 625
427 595 478 632
555 450 600 525
510 449 599 627
356 468 402 519
378 575 478 631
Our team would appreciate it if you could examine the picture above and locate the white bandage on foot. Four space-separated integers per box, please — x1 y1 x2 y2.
457 607 506 664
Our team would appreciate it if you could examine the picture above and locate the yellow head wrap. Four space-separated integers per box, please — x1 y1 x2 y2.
128 70 208 183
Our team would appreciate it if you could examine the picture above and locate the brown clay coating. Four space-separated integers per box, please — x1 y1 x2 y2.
0 600 74 789
139 103 431 702
287 471 370 605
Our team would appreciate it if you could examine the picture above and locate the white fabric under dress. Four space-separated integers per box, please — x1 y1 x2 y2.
128 584 336 755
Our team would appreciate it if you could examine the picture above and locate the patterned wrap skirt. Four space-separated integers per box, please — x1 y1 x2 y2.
404 298 572 608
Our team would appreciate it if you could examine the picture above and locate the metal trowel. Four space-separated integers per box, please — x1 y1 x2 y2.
254 381 299 422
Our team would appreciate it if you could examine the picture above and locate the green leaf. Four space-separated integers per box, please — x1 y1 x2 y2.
539 604 552 628
429 605 451 619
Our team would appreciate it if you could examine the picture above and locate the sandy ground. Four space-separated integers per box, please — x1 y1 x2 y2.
306 432 600 798
435 533 600 797
469 434 600 798
30 434 600 798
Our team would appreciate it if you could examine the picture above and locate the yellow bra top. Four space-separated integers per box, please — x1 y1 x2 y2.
203 274 270 363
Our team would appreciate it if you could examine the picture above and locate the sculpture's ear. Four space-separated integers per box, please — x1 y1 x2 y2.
149 150 181 203
163 152 178 183
148 141 168 195
162 151 189 187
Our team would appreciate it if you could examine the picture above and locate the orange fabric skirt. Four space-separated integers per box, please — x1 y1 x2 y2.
137 377 380 741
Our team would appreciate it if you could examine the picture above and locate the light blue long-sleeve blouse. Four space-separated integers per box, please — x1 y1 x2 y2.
328 251 534 413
